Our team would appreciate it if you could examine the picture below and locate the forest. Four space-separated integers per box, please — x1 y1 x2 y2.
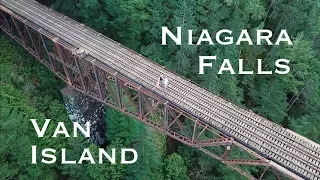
1 0 319 179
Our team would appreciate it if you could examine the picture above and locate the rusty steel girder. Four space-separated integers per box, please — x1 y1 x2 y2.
0 6 296 180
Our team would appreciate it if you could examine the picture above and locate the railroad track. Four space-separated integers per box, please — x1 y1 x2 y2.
1 0 320 179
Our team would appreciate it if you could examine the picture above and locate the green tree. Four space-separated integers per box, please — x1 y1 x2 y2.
164 153 188 180
52 0 80 20
86 140 127 180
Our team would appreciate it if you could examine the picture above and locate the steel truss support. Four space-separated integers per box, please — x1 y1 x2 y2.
74 57 87 92
0 10 10 32
25 24 39 57
40 33 55 70
0 6 298 180
53 38 72 86
10 16 25 45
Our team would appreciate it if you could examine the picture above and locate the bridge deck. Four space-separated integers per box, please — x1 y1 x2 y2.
1 0 319 179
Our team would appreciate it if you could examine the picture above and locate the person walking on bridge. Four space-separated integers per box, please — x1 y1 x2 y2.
163 77 168 90
156 75 164 88
156 75 168 90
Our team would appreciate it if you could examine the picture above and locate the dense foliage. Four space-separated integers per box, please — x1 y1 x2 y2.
1 0 319 179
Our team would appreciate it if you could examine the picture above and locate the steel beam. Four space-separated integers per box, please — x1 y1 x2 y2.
10 16 25 44
53 39 72 86
0 11 10 30
259 166 270 180
93 64 104 100
25 24 39 57
114 75 122 109
163 101 168 130
224 159 269 166
138 90 143 118
40 34 55 70
74 57 87 92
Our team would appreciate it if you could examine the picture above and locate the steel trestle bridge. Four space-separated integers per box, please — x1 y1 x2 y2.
0 0 319 179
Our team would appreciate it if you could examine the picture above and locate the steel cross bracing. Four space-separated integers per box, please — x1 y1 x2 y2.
0 0 319 179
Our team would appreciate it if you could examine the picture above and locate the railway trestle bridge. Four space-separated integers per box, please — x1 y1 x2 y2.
0 0 319 179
